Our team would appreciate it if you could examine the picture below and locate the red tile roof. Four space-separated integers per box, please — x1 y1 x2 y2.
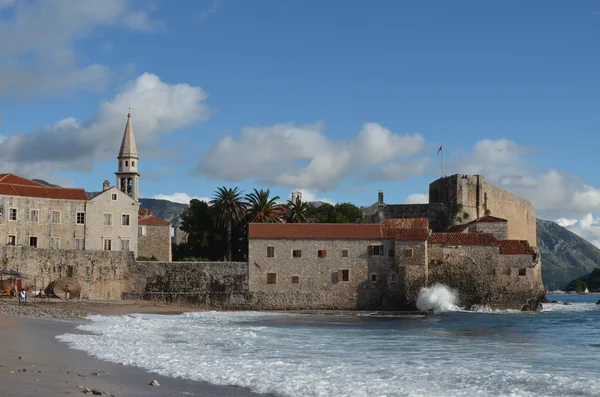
498 240 534 255
0 174 47 187
469 215 508 224
249 221 429 241
384 218 429 229
138 209 153 219
428 233 499 246
139 216 171 226
0 181 88 200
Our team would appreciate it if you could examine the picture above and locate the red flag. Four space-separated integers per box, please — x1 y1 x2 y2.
437 145 443 155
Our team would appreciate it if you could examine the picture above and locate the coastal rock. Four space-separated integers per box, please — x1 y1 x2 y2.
150 380 160 387
596 299 600 305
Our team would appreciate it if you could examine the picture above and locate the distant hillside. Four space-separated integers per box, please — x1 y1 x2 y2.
537 219 600 290
138 198 188 224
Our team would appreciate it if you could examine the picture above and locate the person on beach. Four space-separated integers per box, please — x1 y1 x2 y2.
64 285 70 301
18 288 26 306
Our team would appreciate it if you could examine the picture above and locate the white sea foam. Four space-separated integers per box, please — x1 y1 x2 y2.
55 307 600 397
416 284 460 313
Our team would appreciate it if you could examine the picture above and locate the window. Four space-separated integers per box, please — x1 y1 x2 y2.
138 226 146 236
103 239 112 251
76 212 85 224
331 271 339 284
390 272 398 282
104 213 113 226
318 249 327 258
121 214 130 226
267 246 275 257
125 161 128 166
370 273 378 282
369 245 383 256
29 236 38 248
111 193 118 201
121 239 130 251
75 238 85 250
8 208 17 221
292 275 300 284
292 250 302 258
50 236 60 249
267 273 277 284
7 235 16 245
340 269 349 282
388 249 395 258
132 161 135 167
404 249 414 258
518 268 527 276
51 211 61 224
342 249 349 258
29 209 39 223
67 266 74 277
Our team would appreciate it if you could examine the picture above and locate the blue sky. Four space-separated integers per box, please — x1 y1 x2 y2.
1 0 600 243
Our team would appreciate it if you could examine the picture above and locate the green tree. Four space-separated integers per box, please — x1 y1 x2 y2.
285 196 314 223
308 202 363 223
245 188 282 223
210 187 247 261
177 199 225 260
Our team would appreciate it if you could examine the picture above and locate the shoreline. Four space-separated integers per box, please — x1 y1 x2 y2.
0 300 269 397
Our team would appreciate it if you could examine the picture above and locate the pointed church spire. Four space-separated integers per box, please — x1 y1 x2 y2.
118 111 138 159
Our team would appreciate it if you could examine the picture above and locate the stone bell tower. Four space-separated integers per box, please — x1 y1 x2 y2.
115 111 140 201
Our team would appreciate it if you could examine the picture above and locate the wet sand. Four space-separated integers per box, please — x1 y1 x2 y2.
0 300 269 397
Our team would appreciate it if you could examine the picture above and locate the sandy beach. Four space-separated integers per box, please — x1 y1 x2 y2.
0 298 269 397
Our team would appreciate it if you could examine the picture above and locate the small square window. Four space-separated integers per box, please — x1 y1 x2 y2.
76 212 85 225
518 268 527 276
111 193 118 201
121 214 130 226
29 236 38 248
340 269 349 282
370 245 383 256
7 235 16 245
29 209 39 223
388 249 395 258
404 249 414 258
291 275 300 284
267 246 275 257
370 273 378 282
318 249 327 258
292 250 302 258
8 208 17 221
267 273 277 284
342 249 349 258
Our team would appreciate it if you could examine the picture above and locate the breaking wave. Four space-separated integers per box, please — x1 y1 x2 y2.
416 284 460 313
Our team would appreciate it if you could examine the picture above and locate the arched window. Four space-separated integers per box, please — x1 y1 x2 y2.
390 273 398 282
132 161 135 167
125 161 128 167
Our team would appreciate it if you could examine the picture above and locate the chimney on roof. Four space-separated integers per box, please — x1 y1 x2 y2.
377 190 385 224
102 180 110 191
378 190 384 205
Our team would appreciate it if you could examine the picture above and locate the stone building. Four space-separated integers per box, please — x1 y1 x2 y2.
362 174 537 247
138 209 173 261
248 216 544 311
0 112 143 256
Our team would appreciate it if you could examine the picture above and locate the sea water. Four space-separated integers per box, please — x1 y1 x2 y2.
57 288 600 397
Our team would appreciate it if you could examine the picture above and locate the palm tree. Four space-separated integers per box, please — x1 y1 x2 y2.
210 186 247 261
245 188 283 223
285 195 314 223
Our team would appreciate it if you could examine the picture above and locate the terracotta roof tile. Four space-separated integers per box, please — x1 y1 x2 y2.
429 233 499 246
498 240 534 255
0 183 88 200
138 209 153 219
0 174 47 187
249 220 429 241
384 218 429 229
469 215 508 224
139 216 171 226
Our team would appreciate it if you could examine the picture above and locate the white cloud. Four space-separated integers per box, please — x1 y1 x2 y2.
152 193 210 205
404 193 428 204
0 73 210 177
0 0 162 97
198 1 219 19
557 214 600 248
196 122 427 190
